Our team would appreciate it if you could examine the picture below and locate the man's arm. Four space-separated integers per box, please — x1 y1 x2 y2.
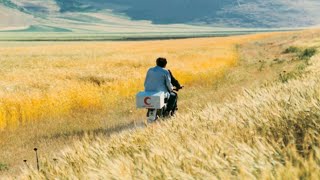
144 69 150 89
165 71 173 92
168 70 181 89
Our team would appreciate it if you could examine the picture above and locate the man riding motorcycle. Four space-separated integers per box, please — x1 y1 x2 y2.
144 57 182 116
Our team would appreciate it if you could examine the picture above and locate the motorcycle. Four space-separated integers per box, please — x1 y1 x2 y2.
136 87 183 123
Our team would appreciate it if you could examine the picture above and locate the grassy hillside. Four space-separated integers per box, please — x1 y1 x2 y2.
0 36 247 130
0 30 319 178
0 33 273 176
18 30 320 179
22 64 320 179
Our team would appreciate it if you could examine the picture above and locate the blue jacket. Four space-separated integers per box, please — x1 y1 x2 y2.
144 66 173 96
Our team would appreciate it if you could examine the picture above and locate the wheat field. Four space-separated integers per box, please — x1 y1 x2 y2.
0 33 277 175
1 30 319 178
17 30 320 179
0 34 272 130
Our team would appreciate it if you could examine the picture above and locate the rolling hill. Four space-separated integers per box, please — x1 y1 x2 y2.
1 0 320 32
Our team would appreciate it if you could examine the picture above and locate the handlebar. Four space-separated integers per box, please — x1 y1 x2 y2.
173 86 184 91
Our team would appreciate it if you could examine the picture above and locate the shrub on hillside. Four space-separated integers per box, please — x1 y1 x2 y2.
283 46 301 54
299 47 317 61
283 46 317 63
0 163 8 171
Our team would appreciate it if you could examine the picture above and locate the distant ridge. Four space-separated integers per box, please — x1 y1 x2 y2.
1 0 320 32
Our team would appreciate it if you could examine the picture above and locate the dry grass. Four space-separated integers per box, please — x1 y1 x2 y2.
2 30 320 178
19 49 320 179
0 36 263 130
19 30 320 179
0 33 276 175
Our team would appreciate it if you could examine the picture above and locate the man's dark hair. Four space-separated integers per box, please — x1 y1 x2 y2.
156 57 167 68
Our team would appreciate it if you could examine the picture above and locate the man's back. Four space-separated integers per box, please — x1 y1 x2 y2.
144 66 173 93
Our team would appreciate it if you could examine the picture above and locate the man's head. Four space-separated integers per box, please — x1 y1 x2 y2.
156 57 167 68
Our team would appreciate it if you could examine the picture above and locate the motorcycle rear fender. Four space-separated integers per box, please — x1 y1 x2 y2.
147 109 157 122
